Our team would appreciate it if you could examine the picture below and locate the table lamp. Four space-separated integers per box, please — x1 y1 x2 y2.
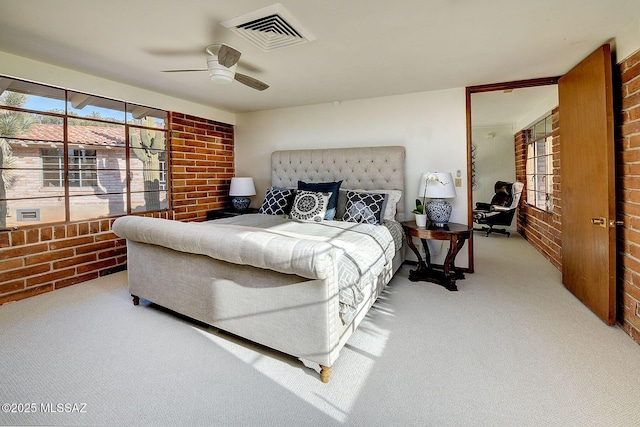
419 172 456 227
229 177 256 212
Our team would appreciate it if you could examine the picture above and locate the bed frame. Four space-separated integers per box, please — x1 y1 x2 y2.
118 146 406 382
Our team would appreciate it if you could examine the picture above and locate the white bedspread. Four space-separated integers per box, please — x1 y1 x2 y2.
212 214 396 324
113 214 396 324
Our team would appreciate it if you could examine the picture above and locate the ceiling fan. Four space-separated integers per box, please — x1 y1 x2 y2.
162 44 269 91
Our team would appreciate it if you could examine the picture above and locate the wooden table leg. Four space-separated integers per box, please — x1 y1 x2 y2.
420 238 432 270
406 234 427 280
442 235 468 291
442 237 460 291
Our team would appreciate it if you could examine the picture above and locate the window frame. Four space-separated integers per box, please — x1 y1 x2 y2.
0 76 170 230
525 114 555 212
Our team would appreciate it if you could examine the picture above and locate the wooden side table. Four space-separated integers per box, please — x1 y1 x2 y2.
206 207 259 220
401 221 472 291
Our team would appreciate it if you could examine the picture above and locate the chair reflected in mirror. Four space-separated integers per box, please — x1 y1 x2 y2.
473 181 524 237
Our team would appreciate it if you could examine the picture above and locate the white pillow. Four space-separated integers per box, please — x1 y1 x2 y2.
290 190 331 223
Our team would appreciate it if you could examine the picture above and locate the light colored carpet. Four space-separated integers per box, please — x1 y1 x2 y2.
1 232 640 426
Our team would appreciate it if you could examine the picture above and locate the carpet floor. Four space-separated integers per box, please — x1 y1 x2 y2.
1 231 640 426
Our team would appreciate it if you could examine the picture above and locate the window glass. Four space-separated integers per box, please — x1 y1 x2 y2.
128 125 168 212
534 120 546 140
1 77 66 113
127 105 167 128
0 76 168 230
68 149 98 187
67 91 125 123
525 114 555 212
7 197 66 224
130 190 168 214
69 192 127 221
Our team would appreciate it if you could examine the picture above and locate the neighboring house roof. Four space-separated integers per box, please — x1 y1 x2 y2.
6 123 126 147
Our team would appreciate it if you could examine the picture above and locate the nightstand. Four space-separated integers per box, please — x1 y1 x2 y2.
206 207 259 220
401 221 472 291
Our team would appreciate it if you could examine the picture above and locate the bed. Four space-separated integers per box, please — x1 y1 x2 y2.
112 146 406 382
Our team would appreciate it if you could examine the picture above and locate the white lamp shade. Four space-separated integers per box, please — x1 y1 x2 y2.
229 177 256 196
418 172 456 199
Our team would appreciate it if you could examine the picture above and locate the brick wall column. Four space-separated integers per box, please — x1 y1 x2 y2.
169 113 234 221
515 108 562 271
617 49 640 343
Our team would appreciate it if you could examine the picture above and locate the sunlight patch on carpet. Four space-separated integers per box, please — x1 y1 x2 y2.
191 314 390 423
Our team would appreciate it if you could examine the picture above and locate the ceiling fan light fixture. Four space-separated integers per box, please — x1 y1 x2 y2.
206 57 236 84
209 69 234 84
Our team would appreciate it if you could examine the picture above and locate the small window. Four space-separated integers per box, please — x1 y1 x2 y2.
41 149 98 187
525 114 554 212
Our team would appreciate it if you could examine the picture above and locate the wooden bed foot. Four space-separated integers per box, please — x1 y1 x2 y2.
132 295 139 306
320 365 331 383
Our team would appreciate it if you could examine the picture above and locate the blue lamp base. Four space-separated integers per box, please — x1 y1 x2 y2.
231 197 251 212
426 199 452 227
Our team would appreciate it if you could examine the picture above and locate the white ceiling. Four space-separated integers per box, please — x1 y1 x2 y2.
472 85 558 129
0 0 638 118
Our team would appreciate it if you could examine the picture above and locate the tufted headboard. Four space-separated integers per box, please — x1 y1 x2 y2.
271 146 406 220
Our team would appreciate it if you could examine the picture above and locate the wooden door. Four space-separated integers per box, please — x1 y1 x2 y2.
558 45 616 324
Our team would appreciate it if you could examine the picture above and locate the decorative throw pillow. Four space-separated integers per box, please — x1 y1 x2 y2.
297 180 342 220
354 189 401 221
337 189 401 221
342 191 388 225
290 190 330 223
258 187 295 216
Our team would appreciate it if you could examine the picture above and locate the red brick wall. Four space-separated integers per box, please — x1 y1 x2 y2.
618 49 640 343
169 113 234 221
0 112 234 305
515 108 562 271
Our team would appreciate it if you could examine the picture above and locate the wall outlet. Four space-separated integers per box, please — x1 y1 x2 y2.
454 177 462 187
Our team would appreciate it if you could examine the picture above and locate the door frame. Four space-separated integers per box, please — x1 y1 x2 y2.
465 77 560 272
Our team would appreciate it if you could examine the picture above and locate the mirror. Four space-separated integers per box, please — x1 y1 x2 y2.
470 85 558 232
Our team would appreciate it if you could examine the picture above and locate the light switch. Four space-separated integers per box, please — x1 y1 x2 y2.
455 178 462 187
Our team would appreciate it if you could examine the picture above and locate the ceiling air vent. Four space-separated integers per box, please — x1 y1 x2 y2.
221 3 315 52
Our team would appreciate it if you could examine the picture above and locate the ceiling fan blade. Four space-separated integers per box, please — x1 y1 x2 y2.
234 73 269 91
161 68 208 73
218 44 241 68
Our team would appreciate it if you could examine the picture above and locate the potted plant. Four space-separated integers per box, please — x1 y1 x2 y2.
412 198 428 227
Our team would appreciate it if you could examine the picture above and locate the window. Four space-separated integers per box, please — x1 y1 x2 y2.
0 76 169 229
42 149 98 187
525 114 554 211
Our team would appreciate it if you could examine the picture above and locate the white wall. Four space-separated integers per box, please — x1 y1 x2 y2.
236 88 467 221
0 51 235 125
614 18 640 64
235 88 468 266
